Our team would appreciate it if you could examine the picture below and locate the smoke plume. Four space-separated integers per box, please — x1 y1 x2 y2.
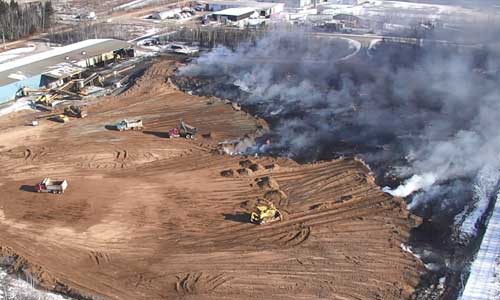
384 173 437 197
178 29 500 225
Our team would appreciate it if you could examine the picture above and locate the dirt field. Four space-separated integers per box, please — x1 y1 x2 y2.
0 60 424 300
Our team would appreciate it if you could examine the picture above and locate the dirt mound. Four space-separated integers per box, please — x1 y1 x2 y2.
263 189 288 203
220 169 234 177
248 163 262 172
264 163 279 170
255 176 280 191
237 168 253 176
239 159 254 168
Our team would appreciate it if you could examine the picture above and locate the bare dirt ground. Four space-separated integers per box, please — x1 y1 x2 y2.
0 60 424 300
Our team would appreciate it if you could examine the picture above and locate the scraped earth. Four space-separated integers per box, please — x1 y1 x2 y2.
0 60 424 300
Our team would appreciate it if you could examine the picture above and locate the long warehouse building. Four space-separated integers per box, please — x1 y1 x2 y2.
0 39 133 104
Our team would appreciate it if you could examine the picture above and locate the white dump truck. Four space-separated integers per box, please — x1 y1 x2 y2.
36 178 68 194
116 119 143 131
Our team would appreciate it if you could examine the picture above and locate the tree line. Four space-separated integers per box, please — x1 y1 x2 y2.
0 0 54 42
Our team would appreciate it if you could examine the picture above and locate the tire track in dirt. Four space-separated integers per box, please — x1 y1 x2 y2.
0 60 423 300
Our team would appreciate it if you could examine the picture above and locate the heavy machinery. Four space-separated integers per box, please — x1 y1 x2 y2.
35 94 59 107
18 87 50 97
64 105 88 118
168 120 197 139
116 119 143 131
53 114 69 123
36 178 68 194
250 202 282 225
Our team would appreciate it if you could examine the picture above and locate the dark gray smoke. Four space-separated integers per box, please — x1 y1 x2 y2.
177 29 500 239
175 16 500 299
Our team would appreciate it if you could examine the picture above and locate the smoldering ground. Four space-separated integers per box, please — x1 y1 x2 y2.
176 26 500 298
178 30 500 222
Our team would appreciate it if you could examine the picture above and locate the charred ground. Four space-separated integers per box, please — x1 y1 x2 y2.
173 32 500 299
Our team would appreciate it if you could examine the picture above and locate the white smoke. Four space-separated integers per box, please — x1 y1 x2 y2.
383 173 438 197
177 28 500 219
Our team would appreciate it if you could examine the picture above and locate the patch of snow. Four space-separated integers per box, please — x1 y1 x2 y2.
339 37 361 61
134 49 159 58
0 268 70 300
461 189 500 300
7 73 28 81
458 166 500 242
129 28 162 43
319 0 487 22
0 45 36 63
1 45 36 55
0 98 34 117
115 0 156 10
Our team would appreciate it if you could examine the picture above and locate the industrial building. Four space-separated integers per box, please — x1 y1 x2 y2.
0 39 133 105
212 7 258 22
151 8 195 20
204 1 285 18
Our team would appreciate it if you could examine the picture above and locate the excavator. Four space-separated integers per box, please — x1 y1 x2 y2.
250 201 283 225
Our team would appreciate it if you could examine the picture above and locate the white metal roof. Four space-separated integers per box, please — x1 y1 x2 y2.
0 39 108 74
212 7 257 16
204 0 284 9
0 39 130 86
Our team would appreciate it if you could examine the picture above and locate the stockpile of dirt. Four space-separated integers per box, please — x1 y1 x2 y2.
0 60 424 300
255 176 279 191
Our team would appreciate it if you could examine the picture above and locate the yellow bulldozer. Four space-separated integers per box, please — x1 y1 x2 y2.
250 202 282 225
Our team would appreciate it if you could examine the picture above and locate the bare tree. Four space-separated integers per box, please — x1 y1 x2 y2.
0 0 55 42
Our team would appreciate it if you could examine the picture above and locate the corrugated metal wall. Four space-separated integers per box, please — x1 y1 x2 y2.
0 75 42 105
76 52 115 68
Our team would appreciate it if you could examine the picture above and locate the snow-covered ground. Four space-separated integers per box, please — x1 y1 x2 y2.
129 27 161 43
319 0 495 23
0 45 36 64
457 167 500 242
0 268 70 300
339 37 361 60
461 189 500 300
115 0 158 10
0 98 34 118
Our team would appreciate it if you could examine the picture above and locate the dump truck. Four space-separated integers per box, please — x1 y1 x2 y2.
250 202 282 225
64 105 88 118
36 178 68 194
116 119 143 131
168 120 197 139
53 114 69 123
